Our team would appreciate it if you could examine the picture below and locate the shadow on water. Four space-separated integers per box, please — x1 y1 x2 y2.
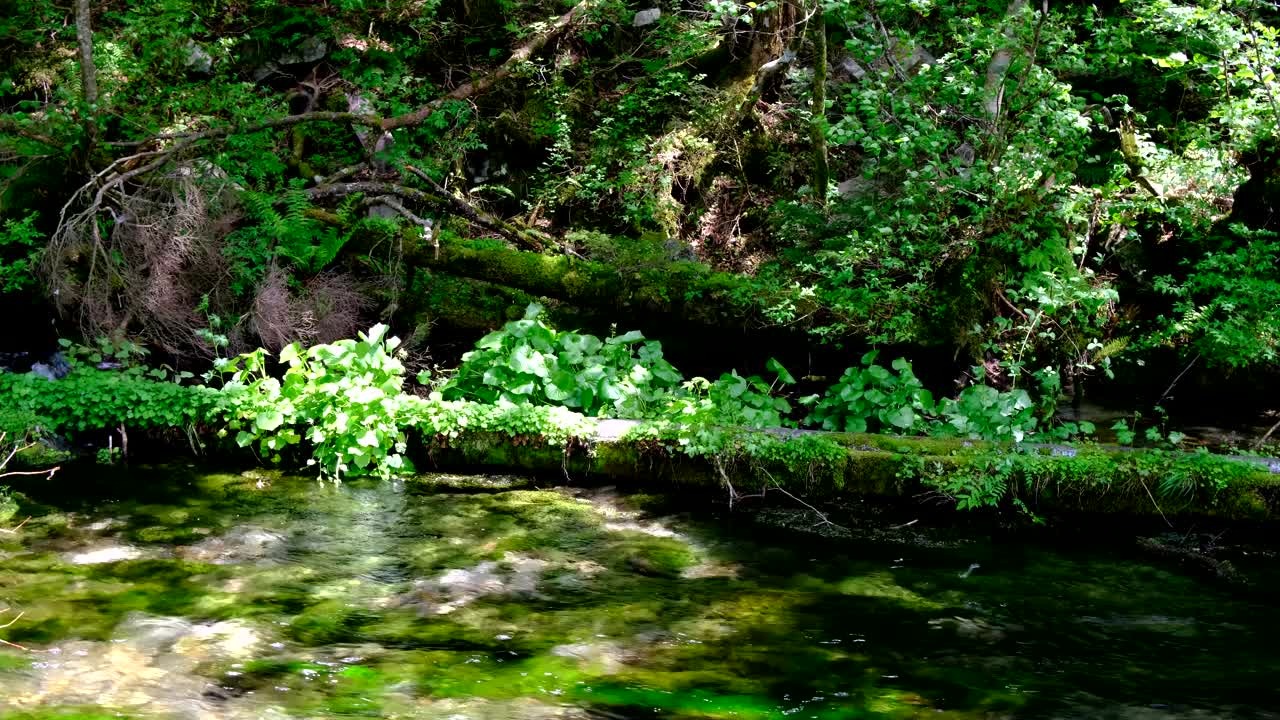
1 464 1278 719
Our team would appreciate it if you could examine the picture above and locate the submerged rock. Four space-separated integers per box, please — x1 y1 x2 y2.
5 613 268 719
66 543 146 565
177 525 286 565
399 553 549 614
550 640 633 674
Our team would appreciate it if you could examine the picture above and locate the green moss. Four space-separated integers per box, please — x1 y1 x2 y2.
0 651 32 671
606 536 697 578
287 600 373 645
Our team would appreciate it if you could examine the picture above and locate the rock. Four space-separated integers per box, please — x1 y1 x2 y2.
29 352 70 381
550 641 632 673
277 36 327 66
836 176 874 199
838 56 867 81
400 552 550 614
633 8 661 26
176 525 285 564
67 543 145 565
252 36 327 81
184 41 213 73
116 613 195 655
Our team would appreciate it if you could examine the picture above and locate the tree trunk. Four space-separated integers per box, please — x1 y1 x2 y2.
982 0 1028 125
810 13 829 207
74 0 99 159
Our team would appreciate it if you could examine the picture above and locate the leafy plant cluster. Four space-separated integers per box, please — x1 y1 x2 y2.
441 303 683 417
441 305 1079 445
898 444 1264 514
0 318 1269 520
0 341 219 435
805 352 1080 443
212 324 416 480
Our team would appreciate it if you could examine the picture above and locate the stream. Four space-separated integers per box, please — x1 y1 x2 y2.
0 465 1277 719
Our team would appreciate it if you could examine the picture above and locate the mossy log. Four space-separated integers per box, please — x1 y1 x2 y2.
401 238 803 332
410 421 1280 523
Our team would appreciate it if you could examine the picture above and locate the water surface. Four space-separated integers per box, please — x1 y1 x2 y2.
0 466 1276 719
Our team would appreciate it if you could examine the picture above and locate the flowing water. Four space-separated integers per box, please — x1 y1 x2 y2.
0 466 1277 720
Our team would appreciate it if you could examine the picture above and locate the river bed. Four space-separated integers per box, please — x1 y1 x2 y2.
0 466 1277 719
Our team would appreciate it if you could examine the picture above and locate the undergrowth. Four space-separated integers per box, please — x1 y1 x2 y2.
0 314 1269 515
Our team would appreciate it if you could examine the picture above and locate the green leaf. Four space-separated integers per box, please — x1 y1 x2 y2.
508 345 550 378
255 410 285 432
279 343 302 366
766 357 796 384
884 406 916 429
606 330 645 345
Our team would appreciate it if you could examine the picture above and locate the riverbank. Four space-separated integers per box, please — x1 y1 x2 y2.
13 412 1280 525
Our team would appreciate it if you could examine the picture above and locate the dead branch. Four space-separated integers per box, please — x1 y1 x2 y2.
0 610 28 651
381 0 601 130
403 164 554 250
1256 416 1280 450
373 195 438 259
0 119 60 148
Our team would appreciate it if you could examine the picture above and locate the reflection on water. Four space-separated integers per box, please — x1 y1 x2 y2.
0 466 1278 719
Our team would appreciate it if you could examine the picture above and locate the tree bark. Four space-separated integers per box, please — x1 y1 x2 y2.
74 0 99 158
983 0 1028 125
810 13 829 207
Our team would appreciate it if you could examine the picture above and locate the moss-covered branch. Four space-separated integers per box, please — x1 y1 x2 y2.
404 239 804 332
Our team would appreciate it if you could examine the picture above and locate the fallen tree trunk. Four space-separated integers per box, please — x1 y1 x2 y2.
404 238 800 331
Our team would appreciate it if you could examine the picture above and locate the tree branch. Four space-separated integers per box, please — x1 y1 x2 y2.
402 164 553 251
305 179 551 251
381 0 601 131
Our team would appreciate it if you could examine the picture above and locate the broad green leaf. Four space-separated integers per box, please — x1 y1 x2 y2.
766 357 796 384
606 330 645 345
255 410 284 432
508 346 549 377
279 343 302 366
884 406 916 429
476 331 506 350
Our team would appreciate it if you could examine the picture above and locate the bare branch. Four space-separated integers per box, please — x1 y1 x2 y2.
402 164 553 251
381 0 601 131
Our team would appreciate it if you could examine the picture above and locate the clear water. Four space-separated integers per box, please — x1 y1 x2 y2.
0 466 1277 720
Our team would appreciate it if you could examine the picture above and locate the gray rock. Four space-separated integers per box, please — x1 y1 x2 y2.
252 36 328 81
184 41 213 73
67 543 145 565
177 525 286 564
29 351 70 380
633 8 661 26
277 36 327 66
838 56 867 80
